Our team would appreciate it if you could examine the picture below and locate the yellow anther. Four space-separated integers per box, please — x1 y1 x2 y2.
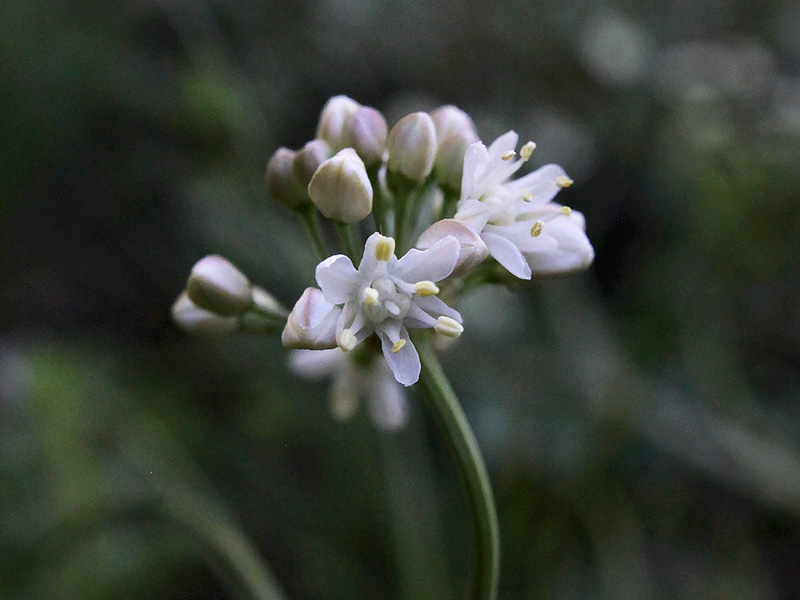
338 328 357 352
500 150 516 161
391 339 406 353
530 220 544 237
363 287 379 306
520 141 536 161
414 281 440 297
434 316 464 338
375 236 396 262
556 176 573 188
522 190 533 202
560 206 572 216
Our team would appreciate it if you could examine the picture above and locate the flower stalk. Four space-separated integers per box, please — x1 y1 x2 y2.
413 330 499 600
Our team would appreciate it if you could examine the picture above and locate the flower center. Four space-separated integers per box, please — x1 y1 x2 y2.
362 278 410 323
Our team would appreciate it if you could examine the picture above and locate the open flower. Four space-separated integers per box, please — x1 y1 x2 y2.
314 232 463 386
289 349 408 431
450 131 594 279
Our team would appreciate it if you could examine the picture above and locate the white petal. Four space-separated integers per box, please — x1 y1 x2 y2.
413 295 462 323
461 142 488 200
525 214 594 276
486 130 519 161
366 368 408 431
403 302 439 328
505 163 568 204
393 236 459 283
288 349 345 379
415 218 489 276
483 222 559 254
453 199 491 232
316 255 359 304
482 231 532 280
378 327 421 387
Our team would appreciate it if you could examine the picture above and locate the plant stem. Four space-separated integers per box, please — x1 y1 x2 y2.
412 331 500 600
335 221 362 263
300 206 329 260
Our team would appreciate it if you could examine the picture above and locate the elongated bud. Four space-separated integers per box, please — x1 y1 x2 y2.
344 106 388 167
186 255 252 316
387 112 437 182
293 139 332 188
416 219 489 276
172 292 238 337
265 147 308 210
431 106 479 192
316 95 360 150
308 148 373 223
281 288 340 350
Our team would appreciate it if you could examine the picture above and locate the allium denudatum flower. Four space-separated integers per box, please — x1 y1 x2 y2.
172 95 595 600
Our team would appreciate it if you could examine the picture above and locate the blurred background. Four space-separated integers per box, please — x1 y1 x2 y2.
2 0 800 598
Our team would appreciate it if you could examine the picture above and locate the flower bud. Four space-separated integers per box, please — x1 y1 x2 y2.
172 292 238 337
387 112 437 182
432 106 480 192
344 106 387 167
186 255 252 316
281 288 341 350
292 139 332 188
308 148 373 223
416 219 489 276
265 147 308 210
316 95 360 150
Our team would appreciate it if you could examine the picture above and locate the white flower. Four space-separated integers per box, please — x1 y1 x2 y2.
281 288 341 350
315 232 463 386
454 131 594 279
289 349 408 431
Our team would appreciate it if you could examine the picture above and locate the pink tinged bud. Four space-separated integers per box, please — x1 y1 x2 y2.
387 112 437 182
307 148 373 223
432 106 479 193
344 106 388 167
281 288 340 350
186 255 252 316
416 219 489 276
316 95 360 150
293 139 332 187
265 147 308 210
172 292 238 337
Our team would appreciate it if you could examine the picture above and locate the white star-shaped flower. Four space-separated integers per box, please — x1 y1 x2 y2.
315 232 463 386
453 131 594 279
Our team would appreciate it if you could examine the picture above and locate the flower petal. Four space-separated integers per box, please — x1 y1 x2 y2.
288 349 345 379
505 164 568 205
525 212 594 276
316 254 359 304
378 326 421 386
482 231 532 280
413 295 462 323
454 199 491 232
461 142 488 200
393 235 459 283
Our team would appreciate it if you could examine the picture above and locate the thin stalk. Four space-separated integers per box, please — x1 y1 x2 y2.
335 221 362 263
412 331 500 600
369 166 391 236
300 206 330 260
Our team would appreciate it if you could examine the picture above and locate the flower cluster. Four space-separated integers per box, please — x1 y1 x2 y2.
174 96 594 422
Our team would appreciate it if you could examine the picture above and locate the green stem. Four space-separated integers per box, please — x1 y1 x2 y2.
412 331 500 600
335 221 362 263
300 206 329 260
369 167 391 237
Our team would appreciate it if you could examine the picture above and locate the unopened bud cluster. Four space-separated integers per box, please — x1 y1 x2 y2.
172 255 287 336
178 95 594 389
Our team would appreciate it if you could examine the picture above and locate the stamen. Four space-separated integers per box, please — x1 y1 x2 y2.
522 190 533 202
556 176 573 188
375 236 396 262
363 287 379 306
530 220 544 237
338 328 357 352
391 339 406 353
560 206 572 216
520 141 536 161
414 281 440 297
500 150 516 161
434 316 464 338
